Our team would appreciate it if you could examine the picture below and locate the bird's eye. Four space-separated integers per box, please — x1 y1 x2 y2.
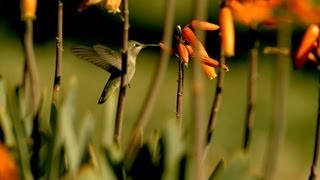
134 43 140 47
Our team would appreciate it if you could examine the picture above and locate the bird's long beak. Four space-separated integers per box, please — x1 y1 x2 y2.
144 44 160 47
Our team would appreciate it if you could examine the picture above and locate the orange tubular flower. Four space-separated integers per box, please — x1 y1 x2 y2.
220 4 235 57
199 55 229 72
186 44 229 71
105 0 121 13
0 143 19 180
295 24 320 69
182 26 209 57
177 43 189 66
78 0 102 12
228 0 273 25
21 0 37 19
182 26 217 79
190 20 220 31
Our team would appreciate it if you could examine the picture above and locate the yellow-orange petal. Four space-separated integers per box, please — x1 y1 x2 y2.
105 0 121 13
220 6 235 57
190 20 220 31
185 45 194 55
308 52 317 63
21 0 37 19
177 43 189 65
295 24 320 69
201 65 217 79
0 143 19 180
182 26 209 57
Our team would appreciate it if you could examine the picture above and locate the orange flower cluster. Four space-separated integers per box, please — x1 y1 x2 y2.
288 0 320 24
78 0 121 13
227 0 280 26
226 0 320 25
294 24 320 69
160 20 229 79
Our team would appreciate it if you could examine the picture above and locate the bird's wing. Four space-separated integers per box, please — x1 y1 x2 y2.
70 45 120 73
93 44 122 71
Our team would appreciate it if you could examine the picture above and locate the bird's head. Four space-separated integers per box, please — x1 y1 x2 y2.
128 40 159 58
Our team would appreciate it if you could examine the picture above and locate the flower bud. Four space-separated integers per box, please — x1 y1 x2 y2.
295 24 319 69
220 5 235 57
21 0 37 20
177 43 189 66
190 20 220 31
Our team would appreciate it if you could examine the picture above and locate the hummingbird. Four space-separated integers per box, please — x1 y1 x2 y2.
71 40 157 104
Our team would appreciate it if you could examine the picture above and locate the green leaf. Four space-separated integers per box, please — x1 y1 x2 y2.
16 85 33 137
221 152 249 180
162 119 184 180
11 86 33 180
69 164 103 180
59 76 78 173
0 76 7 109
46 103 63 180
0 78 16 147
60 76 95 175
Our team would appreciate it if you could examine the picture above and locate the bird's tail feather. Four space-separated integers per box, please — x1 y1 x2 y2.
98 83 116 104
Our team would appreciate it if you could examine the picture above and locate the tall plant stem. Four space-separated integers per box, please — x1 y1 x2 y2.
243 28 258 151
308 71 320 180
191 0 207 179
114 0 129 148
264 21 290 180
206 49 225 146
23 19 40 117
176 61 184 132
52 0 63 105
124 0 175 168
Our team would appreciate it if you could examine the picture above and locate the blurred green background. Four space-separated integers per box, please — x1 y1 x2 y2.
0 0 319 179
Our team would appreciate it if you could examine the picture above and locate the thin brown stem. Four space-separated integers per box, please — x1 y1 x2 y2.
206 49 225 146
23 19 40 117
243 28 258 151
308 71 320 180
52 0 63 105
176 61 184 132
124 0 176 168
114 0 129 148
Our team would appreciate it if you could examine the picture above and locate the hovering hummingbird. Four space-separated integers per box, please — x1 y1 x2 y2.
71 40 157 104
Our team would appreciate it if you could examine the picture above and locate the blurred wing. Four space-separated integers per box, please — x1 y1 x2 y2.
93 44 122 70
70 45 120 72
